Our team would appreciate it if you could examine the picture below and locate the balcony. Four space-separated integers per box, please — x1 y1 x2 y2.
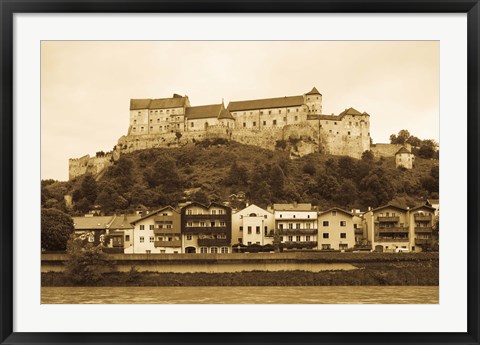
183 226 228 234
354 228 363 235
154 227 180 235
277 228 318 235
281 241 318 249
375 237 409 242
184 214 229 220
197 238 230 246
415 238 433 245
377 216 400 222
415 227 433 233
154 216 174 223
414 214 432 222
378 226 409 234
154 239 181 247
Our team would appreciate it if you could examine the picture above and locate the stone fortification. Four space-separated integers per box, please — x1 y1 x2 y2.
371 143 412 158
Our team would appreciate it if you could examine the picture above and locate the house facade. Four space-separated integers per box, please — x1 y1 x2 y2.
181 202 232 254
317 208 356 250
125 206 182 254
273 203 318 250
408 204 437 252
395 146 415 169
232 204 275 246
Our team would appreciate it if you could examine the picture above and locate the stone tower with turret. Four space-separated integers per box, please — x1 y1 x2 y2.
304 87 322 114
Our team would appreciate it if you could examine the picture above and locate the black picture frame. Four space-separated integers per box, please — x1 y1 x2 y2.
1 1 479 344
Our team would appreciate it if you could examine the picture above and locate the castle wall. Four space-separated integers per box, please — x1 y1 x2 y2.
69 153 114 180
371 143 412 158
231 105 308 130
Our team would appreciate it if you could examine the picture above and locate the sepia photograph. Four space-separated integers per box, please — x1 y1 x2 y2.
40 40 439 304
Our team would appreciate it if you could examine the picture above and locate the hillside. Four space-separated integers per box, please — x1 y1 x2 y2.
42 138 439 215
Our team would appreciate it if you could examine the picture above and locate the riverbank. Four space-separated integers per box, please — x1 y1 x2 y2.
42 260 438 287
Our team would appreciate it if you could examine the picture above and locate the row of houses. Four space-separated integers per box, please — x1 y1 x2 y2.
72 201 438 254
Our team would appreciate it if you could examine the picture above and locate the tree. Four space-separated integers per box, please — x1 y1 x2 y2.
269 164 285 198
64 237 114 285
333 179 359 208
80 174 97 204
418 140 437 159
225 161 249 187
406 135 422 147
302 162 316 175
315 173 340 200
41 208 74 251
390 129 411 144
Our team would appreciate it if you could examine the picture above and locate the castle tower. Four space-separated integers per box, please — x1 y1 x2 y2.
304 87 322 114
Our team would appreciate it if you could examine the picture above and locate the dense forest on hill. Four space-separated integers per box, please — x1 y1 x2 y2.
42 138 439 215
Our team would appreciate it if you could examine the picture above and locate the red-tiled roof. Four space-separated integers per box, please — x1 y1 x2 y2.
305 87 321 95
109 214 141 229
371 204 408 213
131 206 179 224
228 95 304 112
72 216 114 230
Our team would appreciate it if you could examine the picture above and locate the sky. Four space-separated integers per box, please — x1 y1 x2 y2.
41 41 439 181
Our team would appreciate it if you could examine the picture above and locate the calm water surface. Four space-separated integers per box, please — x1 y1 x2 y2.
42 286 438 304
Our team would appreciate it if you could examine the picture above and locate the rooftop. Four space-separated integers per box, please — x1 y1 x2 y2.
273 203 313 211
228 95 304 112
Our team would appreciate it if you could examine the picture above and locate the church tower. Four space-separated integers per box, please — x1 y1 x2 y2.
304 87 322 114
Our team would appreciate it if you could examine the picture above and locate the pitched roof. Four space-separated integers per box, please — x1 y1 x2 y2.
109 214 141 229
131 206 179 224
305 87 321 95
410 204 436 212
218 108 235 120
319 207 353 217
396 146 412 155
72 216 114 230
228 95 304 112
273 203 313 211
339 107 363 116
130 96 187 110
186 104 222 120
371 204 408 213
130 99 151 110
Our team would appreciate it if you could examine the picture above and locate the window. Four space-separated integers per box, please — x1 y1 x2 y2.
139 237 144 243
247 241 252 245
339 244 348 250
340 233 347 239
294 116 298 121
221 247 229 254
187 210 193 215
306 223 311 229
149 225 154 230
263 121 267 126
200 247 208 253
296 223 300 229
296 236 301 241
323 233 329 239
348 131 351 135
296 109 299 112
211 247 218 253
256 226 260 234
238 238 242 243
160 250 166 253
220 222 226 226
340 221 347 227
283 117 287 122
187 235 192 240
200 222 205 227
253 122 256 126
279 110 282 114
218 209 224 214
248 226 252 234
140 225 145 230
146 250 151 254
288 236 293 242
125 235 130 241
322 244 331 250
273 120 277 126
243 122 246 127
190 122 194 127
354 224 358 229
334 122 337 125
288 223 293 229
239 226 243 232
268 110 272 115
150 236 154 243
323 221 329 227
287 109 290 113
260 111 264 115
306 235 310 241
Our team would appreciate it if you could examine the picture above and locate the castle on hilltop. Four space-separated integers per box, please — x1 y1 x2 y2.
69 87 407 180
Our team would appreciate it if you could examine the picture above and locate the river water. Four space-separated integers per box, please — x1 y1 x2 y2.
42 286 438 304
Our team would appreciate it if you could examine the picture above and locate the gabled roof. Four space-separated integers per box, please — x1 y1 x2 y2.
319 207 353 217
218 108 235 120
109 214 142 229
131 206 179 224
130 96 187 110
371 204 408 213
396 146 412 155
72 216 114 230
130 99 151 110
273 203 313 211
235 204 273 216
186 104 222 120
183 201 231 211
305 87 321 96
339 107 363 116
410 204 436 212
228 95 304 112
